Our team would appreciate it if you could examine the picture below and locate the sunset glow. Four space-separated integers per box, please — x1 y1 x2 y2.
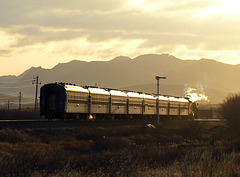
0 0 240 76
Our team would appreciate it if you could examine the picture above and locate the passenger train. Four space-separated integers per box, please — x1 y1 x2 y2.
40 83 196 120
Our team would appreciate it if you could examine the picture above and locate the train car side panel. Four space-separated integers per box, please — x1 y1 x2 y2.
65 91 89 114
90 93 110 114
159 100 169 115
143 98 156 115
111 95 128 114
168 101 179 116
180 102 189 116
127 92 143 115
128 97 143 115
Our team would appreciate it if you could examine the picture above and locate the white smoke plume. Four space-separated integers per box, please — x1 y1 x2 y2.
184 85 209 102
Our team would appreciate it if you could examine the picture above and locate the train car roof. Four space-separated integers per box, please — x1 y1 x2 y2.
127 92 143 98
158 95 169 101
65 84 89 93
169 97 180 102
88 87 110 95
141 94 155 99
178 98 189 102
110 90 127 96
48 83 189 102
169 96 188 102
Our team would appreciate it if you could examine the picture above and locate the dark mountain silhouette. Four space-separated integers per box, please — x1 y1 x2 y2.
0 54 239 104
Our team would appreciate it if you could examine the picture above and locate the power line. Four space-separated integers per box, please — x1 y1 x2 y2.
0 85 34 89
0 79 33 84
16 79 34 83
0 80 35 87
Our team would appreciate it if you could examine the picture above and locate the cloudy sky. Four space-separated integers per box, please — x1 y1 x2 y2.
1 0 240 76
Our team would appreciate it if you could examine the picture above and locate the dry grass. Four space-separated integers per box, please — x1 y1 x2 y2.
0 120 239 176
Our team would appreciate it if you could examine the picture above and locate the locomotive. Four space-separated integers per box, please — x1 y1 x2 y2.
40 83 196 120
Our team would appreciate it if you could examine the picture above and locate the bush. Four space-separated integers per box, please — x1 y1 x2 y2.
219 93 240 133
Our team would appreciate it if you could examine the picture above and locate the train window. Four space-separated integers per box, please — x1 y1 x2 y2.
112 96 127 104
91 94 110 104
68 100 88 104
67 91 89 104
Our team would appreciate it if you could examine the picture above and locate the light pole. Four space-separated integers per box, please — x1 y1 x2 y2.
155 76 166 125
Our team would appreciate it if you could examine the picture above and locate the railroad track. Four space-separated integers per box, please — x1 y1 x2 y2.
194 119 226 122
0 118 226 122
0 118 226 130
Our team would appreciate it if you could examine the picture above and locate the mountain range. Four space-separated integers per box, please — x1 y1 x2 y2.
0 54 239 105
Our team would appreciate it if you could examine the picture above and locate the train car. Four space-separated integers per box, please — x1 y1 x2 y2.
40 83 195 120
168 97 181 116
88 87 110 115
109 90 128 115
158 96 170 116
65 85 89 118
40 83 66 119
168 97 190 119
179 98 190 117
127 92 144 115
142 94 156 115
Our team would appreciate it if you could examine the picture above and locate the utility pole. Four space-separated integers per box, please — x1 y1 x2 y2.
4 100 14 111
33 76 41 112
18 92 22 111
155 76 166 125
8 100 10 111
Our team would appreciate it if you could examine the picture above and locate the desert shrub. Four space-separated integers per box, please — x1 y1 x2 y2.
219 93 240 133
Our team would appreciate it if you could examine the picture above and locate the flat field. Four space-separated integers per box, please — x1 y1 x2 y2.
0 118 239 177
